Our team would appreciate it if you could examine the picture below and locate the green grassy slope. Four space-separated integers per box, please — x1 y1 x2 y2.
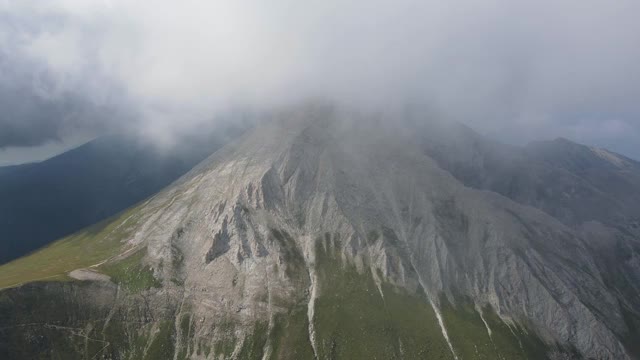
311 233 554 360
313 233 454 359
0 206 141 289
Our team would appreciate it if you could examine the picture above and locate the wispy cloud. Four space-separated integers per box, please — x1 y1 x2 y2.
1 0 639 156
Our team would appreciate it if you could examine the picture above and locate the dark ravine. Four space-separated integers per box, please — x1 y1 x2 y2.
1 104 638 359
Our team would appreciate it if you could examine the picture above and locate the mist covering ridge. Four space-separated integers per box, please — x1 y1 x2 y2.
2 0 640 160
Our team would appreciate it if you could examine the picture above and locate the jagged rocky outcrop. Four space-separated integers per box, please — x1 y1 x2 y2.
1 104 638 359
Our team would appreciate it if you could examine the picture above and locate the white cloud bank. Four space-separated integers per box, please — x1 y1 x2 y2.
1 0 640 155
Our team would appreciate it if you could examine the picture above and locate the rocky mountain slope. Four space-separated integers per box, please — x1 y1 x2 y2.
0 104 638 359
414 117 640 348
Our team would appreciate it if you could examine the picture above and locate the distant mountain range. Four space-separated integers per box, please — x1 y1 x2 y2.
0 128 243 264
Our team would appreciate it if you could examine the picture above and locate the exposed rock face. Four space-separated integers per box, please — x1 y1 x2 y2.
1 104 638 359
414 115 640 353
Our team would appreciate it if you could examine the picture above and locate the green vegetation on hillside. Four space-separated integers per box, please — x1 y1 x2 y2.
267 305 316 359
99 247 161 292
441 297 548 360
0 207 140 289
311 232 560 360
313 233 455 359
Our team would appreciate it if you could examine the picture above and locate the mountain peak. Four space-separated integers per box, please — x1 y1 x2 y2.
0 108 637 359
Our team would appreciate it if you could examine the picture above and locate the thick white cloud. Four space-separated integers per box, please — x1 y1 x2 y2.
1 0 640 155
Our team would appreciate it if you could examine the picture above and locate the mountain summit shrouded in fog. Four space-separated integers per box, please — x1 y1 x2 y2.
2 0 640 161
1 104 638 359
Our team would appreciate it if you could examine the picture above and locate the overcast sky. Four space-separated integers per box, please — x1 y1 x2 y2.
1 0 639 165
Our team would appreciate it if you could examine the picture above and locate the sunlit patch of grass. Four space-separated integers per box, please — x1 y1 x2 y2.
0 206 142 289
99 247 161 292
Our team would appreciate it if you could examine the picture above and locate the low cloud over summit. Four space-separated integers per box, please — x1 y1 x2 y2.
1 0 640 157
